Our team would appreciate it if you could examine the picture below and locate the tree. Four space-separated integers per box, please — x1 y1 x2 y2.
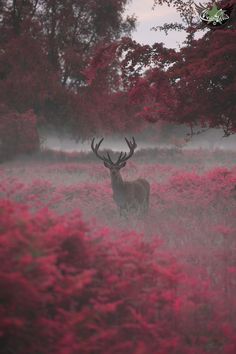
87 0 236 136
0 0 136 144
169 27 236 136
151 0 236 135
152 0 200 46
39 0 135 88
84 37 179 126
0 105 39 161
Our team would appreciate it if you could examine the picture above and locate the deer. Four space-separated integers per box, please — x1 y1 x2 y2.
91 137 150 216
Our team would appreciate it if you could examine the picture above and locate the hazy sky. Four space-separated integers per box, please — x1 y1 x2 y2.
124 0 204 48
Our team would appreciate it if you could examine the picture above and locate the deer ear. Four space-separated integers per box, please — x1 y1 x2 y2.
104 161 110 168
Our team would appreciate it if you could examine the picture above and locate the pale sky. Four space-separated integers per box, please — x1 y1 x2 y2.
124 0 205 48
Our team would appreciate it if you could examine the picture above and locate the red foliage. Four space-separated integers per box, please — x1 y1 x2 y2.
0 0 137 140
84 4 236 134
0 33 53 113
84 38 178 125
0 198 236 353
0 0 235 139
0 105 39 161
169 28 236 135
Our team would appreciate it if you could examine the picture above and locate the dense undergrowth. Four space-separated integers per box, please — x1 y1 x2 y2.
0 148 236 353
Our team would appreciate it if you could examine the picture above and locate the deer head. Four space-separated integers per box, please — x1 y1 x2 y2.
91 137 137 177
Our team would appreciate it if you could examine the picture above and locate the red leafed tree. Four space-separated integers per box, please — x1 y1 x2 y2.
84 37 179 125
75 40 144 138
0 2 51 159
86 1 236 136
40 0 137 138
0 0 136 151
0 105 39 161
169 27 236 136
0 33 55 114
144 0 236 135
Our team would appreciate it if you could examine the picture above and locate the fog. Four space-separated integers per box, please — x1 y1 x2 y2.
41 127 236 153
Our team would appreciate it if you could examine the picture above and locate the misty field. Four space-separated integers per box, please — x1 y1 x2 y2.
1 147 236 354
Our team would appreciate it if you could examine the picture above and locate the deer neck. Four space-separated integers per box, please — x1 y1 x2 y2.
110 170 124 191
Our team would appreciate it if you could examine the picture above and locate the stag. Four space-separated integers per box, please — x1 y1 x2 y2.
91 137 150 216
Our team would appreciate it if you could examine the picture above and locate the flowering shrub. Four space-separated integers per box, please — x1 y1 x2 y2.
0 105 39 161
152 167 236 209
1 199 236 354
1 150 236 353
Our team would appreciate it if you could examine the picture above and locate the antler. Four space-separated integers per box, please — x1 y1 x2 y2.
91 137 137 166
115 137 137 165
91 137 115 165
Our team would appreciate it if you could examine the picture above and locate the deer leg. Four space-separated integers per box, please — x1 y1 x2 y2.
138 201 148 217
143 191 150 215
140 204 146 217
119 207 126 218
120 207 129 219
144 201 149 215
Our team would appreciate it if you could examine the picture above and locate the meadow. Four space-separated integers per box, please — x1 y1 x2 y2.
0 147 236 354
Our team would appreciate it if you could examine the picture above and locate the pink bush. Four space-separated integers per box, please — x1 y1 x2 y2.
152 167 236 209
0 199 236 353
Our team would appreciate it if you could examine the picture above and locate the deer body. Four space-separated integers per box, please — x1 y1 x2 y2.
91 137 150 216
111 172 149 213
